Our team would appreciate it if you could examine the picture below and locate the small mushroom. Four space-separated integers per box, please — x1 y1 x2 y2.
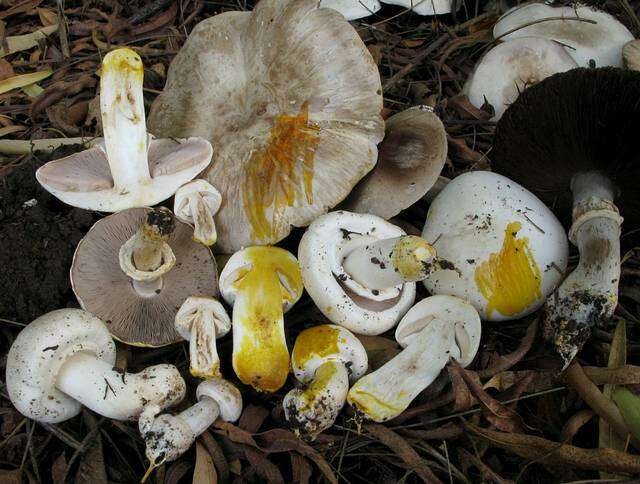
319 0 381 20
35 48 212 212
492 67 640 365
175 297 231 379
347 295 481 422
174 180 222 246
72 207 219 347
219 246 303 392
140 379 241 474
299 210 449 335
464 37 577 121
343 106 447 219
623 40 640 71
493 3 634 68
6 309 186 423
283 324 367 439
422 171 568 321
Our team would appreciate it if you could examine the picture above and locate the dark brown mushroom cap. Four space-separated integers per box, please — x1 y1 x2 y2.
71 208 218 347
492 67 640 229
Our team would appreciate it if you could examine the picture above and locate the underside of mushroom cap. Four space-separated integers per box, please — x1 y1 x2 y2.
35 137 212 212
343 107 447 219
71 208 219 347
492 67 640 229
147 0 384 253
493 3 634 68
6 309 116 423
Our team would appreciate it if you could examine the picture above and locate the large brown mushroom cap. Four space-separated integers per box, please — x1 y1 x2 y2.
492 67 640 229
148 0 384 253
71 208 219 347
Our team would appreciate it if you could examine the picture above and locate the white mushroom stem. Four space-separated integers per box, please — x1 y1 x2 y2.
100 48 151 193
283 360 349 439
188 312 221 377
56 352 185 421
544 171 622 364
342 235 438 290
189 192 217 245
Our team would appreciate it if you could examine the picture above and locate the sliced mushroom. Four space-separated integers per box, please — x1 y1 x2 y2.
174 180 222 246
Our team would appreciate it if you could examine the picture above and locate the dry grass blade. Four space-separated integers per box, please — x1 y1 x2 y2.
193 441 217 484
0 24 58 57
0 70 52 96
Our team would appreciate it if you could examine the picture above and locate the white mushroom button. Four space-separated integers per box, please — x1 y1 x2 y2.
175 297 231 379
464 37 577 121
347 295 481 422
422 171 568 322
299 210 449 335
140 378 242 474
219 246 304 393
174 180 222 246
35 48 212 212
6 309 186 424
283 325 367 439
493 3 634 68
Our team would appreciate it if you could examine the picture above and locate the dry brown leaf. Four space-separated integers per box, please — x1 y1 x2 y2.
131 1 178 36
447 94 491 120
165 460 193 484
0 0 44 20
238 405 269 433
448 364 478 412
0 59 14 81
447 135 484 164
458 448 513 484
199 432 229 483
51 453 67 483
365 424 443 484
36 7 57 26
193 441 217 484
75 411 107 484
357 335 401 371
245 447 284 484
290 453 312 484
478 319 538 378
399 423 463 441
560 409 595 443
584 365 640 385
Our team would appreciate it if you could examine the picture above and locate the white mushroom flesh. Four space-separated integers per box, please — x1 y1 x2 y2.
174 180 223 246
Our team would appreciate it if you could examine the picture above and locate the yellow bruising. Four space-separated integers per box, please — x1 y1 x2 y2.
391 236 437 282
242 102 321 243
292 325 341 370
295 360 339 412
232 246 303 392
102 47 144 77
190 317 221 379
474 221 542 317
347 386 405 422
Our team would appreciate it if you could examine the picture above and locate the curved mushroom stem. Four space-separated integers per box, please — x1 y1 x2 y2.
188 311 222 378
342 235 440 290
100 48 151 192
347 319 454 422
55 352 185 421
543 171 622 366
283 360 349 440
188 192 217 246
119 208 176 297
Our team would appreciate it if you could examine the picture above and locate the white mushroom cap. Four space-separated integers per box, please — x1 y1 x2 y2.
623 39 640 71
347 295 481 422
422 171 568 321
298 211 416 335
381 0 454 16
196 378 243 423
493 3 634 68
319 0 381 20
174 180 222 246
464 37 578 121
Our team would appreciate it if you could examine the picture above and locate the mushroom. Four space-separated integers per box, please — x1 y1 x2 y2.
175 297 231 379
147 0 384 253
283 324 367 439
492 67 640 365
319 0 381 20
422 171 568 321
623 40 640 71
347 295 481 422
174 180 222 246
71 207 218 347
379 0 455 16
299 210 449 335
35 48 212 212
6 309 186 423
139 378 242 473
493 3 634 68
219 246 303 392
464 37 578 121
342 106 447 219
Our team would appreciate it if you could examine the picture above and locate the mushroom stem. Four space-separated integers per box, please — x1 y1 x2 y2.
342 236 437 290
544 171 622 365
283 360 349 439
188 192 217 246
56 352 185 421
347 318 453 422
100 48 151 192
188 309 222 379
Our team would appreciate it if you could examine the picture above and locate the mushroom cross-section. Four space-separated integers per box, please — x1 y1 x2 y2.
347 295 481 422
343 106 448 219
283 324 367 439
35 48 212 212
174 180 222 246
299 210 449 335
422 171 568 322
147 0 385 253
6 309 186 424
492 67 640 365
219 246 303 392
71 207 219 347
175 297 231 379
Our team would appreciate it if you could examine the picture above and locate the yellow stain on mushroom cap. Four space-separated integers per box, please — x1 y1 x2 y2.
243 102 320 243
391 236 437 282
474 221 542 317
294 360 340 412
102 47 144 78
292 325 342 371
231 246 303 392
